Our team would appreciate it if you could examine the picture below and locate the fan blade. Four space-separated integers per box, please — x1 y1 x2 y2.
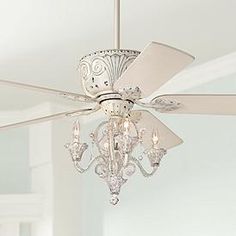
130 110 183 150
151 94 236 115
114 42 194 97
156 52 236 95
0 107 99 131
0 79 94 103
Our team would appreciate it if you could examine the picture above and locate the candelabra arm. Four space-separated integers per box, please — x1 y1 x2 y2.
131 157 159 177
73 155 100 173
65 119 99 174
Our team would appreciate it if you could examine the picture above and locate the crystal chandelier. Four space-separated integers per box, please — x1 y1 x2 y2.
63 0 169 205
65 116 167 205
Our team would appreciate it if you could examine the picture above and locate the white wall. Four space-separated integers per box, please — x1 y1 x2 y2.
51 118 82 236
0 128 30 194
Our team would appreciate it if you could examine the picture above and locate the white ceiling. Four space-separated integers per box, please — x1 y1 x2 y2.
0 0 236 111
0 0 236 93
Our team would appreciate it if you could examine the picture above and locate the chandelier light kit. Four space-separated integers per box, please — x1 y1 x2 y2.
1 0 236 205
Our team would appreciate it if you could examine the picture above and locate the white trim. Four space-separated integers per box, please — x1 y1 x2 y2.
0 194 43 223
0 223 20 236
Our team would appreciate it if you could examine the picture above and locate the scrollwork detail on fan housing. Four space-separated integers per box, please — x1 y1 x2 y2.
79 49 140 97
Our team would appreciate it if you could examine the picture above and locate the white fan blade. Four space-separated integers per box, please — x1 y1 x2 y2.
114 42 194 97
0 107 99 131
130 110 183 150
156 52 236 95
0 79 94 103
151 94 236 115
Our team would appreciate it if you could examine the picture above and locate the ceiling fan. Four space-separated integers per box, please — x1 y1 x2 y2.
1 0 236 205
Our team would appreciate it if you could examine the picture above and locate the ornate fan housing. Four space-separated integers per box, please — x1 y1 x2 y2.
79 49 140 98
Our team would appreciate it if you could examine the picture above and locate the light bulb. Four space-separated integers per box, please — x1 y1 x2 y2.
104 142 109 150
123 119 130 129
152 129 159 145
73 120 80 141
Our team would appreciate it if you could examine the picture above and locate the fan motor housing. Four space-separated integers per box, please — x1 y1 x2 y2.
78 49 140 98
98 93 134 117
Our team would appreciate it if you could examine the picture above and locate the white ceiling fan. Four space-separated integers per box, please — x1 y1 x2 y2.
1 0 236 205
